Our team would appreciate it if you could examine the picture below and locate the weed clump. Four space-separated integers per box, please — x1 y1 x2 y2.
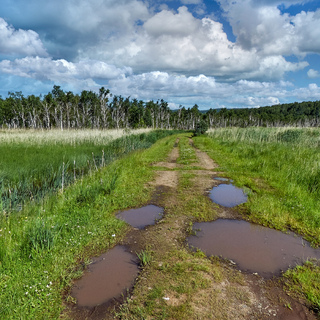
22 219 61 258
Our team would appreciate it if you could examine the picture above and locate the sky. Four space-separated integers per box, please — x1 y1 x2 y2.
0 0 319 109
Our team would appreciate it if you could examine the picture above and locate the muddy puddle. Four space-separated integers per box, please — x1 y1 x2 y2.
71 246 139 307
116 205 164 229
188 219 320 278
209 183 247 207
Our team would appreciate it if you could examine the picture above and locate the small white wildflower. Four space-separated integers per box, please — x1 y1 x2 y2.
25 292 28 295
112 234 116 237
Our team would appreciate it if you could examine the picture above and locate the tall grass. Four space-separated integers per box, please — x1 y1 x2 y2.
195 127 320 245
0 128 151 145
0 129 176 213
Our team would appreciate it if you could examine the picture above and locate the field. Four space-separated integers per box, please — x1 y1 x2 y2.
0 128 164 213
1 127 320 319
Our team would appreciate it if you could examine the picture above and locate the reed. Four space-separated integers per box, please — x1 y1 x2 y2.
0 129 176 213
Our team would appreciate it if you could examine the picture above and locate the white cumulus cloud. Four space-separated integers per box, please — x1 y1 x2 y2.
0 57 132 84
307 69 320 78
0 18 47 57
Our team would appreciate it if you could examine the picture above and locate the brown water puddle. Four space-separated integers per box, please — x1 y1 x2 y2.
209 183 247 207
71 246 139 307
116 205 164 229
188 219 320 278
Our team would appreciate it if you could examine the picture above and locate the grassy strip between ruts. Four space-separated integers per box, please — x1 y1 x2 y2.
192 128 320 312
0 133 178 319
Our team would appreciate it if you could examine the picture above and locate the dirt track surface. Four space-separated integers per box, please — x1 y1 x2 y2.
66 136 317 320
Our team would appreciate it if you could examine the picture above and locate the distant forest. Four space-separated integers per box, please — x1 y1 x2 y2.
0 86 320 129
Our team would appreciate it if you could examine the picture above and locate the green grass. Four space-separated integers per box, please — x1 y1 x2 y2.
0 132 179 319
176 136 197 166
193 127 320 312
194 128 320 245
137 249 153 267
0 129 178 213
284 260 320 312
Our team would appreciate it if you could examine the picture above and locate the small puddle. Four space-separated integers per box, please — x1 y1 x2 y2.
71 246 139 307
187 219 320 278
209 183 247 207
116 205 164 229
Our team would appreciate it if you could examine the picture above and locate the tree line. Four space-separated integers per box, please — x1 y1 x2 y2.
0 86 202 130
206 101 320 127
0 85 320 129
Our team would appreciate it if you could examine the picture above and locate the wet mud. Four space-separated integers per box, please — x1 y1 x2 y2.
209 183 248 207
188 219 320 278
116 205 164 229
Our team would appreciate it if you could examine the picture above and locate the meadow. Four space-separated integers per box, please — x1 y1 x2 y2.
0 128 172 213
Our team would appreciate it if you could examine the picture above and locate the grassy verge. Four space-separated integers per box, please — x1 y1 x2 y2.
193 127 320 311
0 133 178 319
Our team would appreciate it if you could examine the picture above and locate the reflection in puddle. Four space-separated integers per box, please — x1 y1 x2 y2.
209 184 247 207
71 246 139 307
116 205 164 229
188 219 320 278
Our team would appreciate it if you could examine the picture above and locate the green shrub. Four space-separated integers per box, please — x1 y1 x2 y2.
194 121 208 136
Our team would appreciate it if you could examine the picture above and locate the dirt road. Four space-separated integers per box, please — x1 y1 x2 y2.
68 135 317 320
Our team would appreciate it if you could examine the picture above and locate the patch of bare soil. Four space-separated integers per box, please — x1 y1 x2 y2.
151 170 178 189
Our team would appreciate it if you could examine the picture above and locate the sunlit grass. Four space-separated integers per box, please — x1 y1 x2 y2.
0 133 179 319
0 129 169 213
194 128 320 312
195 128 320 245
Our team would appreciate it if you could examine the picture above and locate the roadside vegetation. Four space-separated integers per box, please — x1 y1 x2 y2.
0 130 178 319
193 127 320 311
